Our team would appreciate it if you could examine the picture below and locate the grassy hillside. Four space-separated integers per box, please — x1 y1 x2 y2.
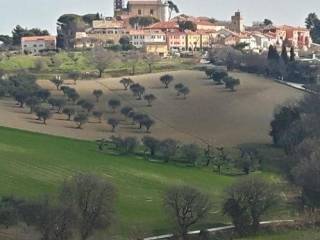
0 126 234 238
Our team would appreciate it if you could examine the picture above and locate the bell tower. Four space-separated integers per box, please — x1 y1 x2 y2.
114 0 124 17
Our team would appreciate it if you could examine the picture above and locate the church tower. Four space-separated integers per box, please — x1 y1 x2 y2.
231 11 245 33
114 0 124 17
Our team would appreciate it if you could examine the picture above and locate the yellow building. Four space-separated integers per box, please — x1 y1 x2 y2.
144 42 168 57
186 31 210 51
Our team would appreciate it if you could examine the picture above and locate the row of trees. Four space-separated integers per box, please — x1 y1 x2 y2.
208 45 320 85
97 135 260 175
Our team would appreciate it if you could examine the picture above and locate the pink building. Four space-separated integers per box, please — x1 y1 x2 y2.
166 30 186 51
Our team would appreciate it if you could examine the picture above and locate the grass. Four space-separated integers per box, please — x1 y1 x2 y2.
0 51 193 76
239 228 320 240
0 126 234 238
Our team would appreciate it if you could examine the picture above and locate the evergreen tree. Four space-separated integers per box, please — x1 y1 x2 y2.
290 47 296 62
281 45 289 64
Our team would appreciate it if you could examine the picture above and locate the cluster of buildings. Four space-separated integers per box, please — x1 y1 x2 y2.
20 0 312 57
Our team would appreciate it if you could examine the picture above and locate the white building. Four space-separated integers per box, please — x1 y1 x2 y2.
129 30 166 48
21 36 56 55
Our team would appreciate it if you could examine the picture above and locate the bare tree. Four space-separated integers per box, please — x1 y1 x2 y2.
164 186 211 239
60 174 116 240
88 47 116 78
124 51 141 75
143 53 160 73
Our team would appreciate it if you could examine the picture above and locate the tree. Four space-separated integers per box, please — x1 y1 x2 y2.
168 1 180 20
129 16 159 29
48 97 67 113
144 94 157 107
290 47 295 62
160 74 174 88
211 69 228 85
108 99 121 113
62 107 76 121
50 77 64 90
66 90 80 104
159 139 179 162
143 53 160 73
108 118 120 132
36 89 51 102
34 58 48 72
12 25 49 45
141 117 155 133
130 83 145 100
270 104 300 146
60 174 116 240
120 78 134 90
263 19 273 26
67 71 81 85
14 89 32 108
281 45 289 64
89 47 116 78
178 86 190 99
92 110 103 123
164 186 211 239
267 45 280 62
121 106 133 119
223 176 277 235
74 113 88 129
92 89 103 102
223 77 240 91
26 96 41 113
142 136 160 157
238 147 259 175
178 21 197 31
180 144 201 165
174 83 184 96
211 147 230 175
124 51 141 75
293 146 320 208
81 101 95 113
305 13 320 44
35 107 52 125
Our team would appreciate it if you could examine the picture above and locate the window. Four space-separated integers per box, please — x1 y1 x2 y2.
150 9 154 15
138 9 142 15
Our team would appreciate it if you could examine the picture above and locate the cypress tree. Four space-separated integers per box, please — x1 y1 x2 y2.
290 47 295 62
281 45 289 64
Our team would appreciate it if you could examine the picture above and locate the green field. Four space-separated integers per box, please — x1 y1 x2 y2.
0 52 193 76
0 126 236 238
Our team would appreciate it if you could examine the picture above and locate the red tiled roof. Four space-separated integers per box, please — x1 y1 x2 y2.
145 21 179 30
21 36 56 42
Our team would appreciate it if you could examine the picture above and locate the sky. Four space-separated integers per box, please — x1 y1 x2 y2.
0 0 319 35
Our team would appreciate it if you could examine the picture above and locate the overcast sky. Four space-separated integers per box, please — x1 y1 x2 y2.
1 0 319 35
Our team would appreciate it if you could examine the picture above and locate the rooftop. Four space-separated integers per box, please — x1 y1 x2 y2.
21 36 56 42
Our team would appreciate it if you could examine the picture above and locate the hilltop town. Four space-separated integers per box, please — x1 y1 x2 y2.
12 0 317 57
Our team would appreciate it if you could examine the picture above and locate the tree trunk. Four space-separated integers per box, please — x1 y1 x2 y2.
149 64 152 73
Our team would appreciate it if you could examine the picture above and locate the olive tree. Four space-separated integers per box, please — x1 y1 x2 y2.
108 118 120 132
92 110 103 123
108 99 121 113
74 113 89 129
178 86 190 99
164 185 211 239
130 83 145 100
160 74 174 88
120 78 134 90
67 71 81 85
142 136 160 157
62 107 76 121
223 76 240 91
92 89 103 102
35 107 52 125
144 94 157 107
